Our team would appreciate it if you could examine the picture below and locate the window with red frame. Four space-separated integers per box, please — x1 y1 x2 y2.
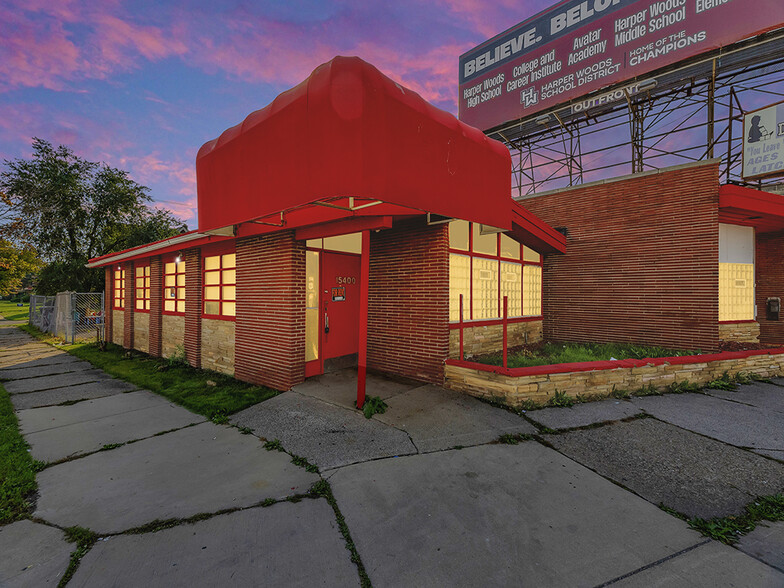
135 264 150 311
113 267 125 310
448 220 542 322
163 258 186 313
203 252 236 317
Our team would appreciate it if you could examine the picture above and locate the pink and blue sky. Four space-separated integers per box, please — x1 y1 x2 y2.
1 0 554 228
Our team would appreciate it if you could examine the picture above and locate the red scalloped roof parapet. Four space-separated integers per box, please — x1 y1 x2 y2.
196 56 514 233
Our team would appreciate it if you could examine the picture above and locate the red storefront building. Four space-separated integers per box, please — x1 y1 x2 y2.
88 57 567 404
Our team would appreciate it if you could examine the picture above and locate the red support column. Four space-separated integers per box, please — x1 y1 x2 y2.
123 261 134 349
502 296 508 369
104 267 113 344
357 229 370 409
459 294 464 360
184 248 202 369
148 256 163 357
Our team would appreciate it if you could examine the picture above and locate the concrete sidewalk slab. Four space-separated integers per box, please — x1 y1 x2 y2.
703 382 784 414
631 393 784 451
34 422 318 534
293 368 418 409
0 354 83 371
755 449 784 461
4 370 106 394
10 380 137 410
526 398 640 430
19 392 205 462
548 418 784 518
611 540 783 586
330 443 706 587
0 520 72 587
737 521 784 573
0 350 64 367
375 385 535 452
232 392 416 470
0 359 94 380
69 500 359 587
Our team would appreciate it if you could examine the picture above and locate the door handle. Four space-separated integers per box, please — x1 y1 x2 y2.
324 312 329 334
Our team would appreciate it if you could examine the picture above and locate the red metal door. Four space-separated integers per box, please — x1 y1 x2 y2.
321 251 361 361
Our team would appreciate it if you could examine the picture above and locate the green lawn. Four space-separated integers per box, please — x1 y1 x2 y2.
0 383 42 523
18 325 279 420
472 341 697 369
0 301 29 321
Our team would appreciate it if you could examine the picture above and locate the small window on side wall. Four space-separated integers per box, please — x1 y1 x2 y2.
203 253 236 317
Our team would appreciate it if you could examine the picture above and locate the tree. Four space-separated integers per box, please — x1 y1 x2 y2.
0 239 42 296
0 138 187 293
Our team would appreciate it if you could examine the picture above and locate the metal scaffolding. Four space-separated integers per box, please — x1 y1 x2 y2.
484 30 784 199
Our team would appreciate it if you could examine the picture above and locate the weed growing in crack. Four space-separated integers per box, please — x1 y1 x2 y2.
291 455 319 474
498 433 534 445
58 526 98 587
263 438 284 452
548 390 575 408
610 385 631 399
100 443 124 451
308 479 371 587
706 371 736 391
359 395 387 419
666 380 701 394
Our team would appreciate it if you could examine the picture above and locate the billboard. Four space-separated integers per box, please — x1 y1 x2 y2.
743 101 784 180
459 0 784 131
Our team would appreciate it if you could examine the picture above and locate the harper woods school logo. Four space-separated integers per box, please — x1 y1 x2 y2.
743 102 784 180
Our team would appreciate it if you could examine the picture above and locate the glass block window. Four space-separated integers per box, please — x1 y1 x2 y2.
203 253 236 317
113 267 125 310
164 258 186 313
448 221 543 321
135 265 150 311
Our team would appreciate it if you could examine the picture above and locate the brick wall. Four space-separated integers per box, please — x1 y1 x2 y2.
522 161 721 352
368 219 449 384
235 232 306 390
122 261 134 349
104 267 113 344
201 318 235 375
756 229 784 345
719 322 759 343
184 248 202 368
148 256 163 357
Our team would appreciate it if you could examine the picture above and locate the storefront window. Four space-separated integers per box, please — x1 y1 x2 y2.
203 253 236 317
719 224 754 321
448 221 542 321
134 264 151 311
113 267 125 310
164 258 186 313
305 251 320 362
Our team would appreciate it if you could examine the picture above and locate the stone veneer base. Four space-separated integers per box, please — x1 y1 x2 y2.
444 349 784 408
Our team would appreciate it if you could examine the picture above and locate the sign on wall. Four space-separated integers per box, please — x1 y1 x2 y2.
743 101 784 180
459 0 784 131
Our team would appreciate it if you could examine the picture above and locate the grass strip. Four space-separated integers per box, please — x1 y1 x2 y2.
18 324 278 420
0 382 44 523
0 301 30 321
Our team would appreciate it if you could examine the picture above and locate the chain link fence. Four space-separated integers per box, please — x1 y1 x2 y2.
29 292 104 343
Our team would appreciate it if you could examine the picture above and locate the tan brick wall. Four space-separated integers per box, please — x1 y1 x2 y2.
133 313 149 354
445 352 784 408
112 311 124 345
201 318 235 375
449 320 543 358
719 322 760 343
161 315 185 359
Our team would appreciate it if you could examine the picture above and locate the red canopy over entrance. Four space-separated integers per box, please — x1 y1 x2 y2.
719 184 784 233
197 56 527 236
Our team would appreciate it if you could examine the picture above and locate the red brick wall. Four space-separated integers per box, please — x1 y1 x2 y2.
368 219 449 384
235 231 306 390
756 229 784 345
523 162 721 352
104 267 113 344
184 248 202 368
122 261 134 349
149 256 163 357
